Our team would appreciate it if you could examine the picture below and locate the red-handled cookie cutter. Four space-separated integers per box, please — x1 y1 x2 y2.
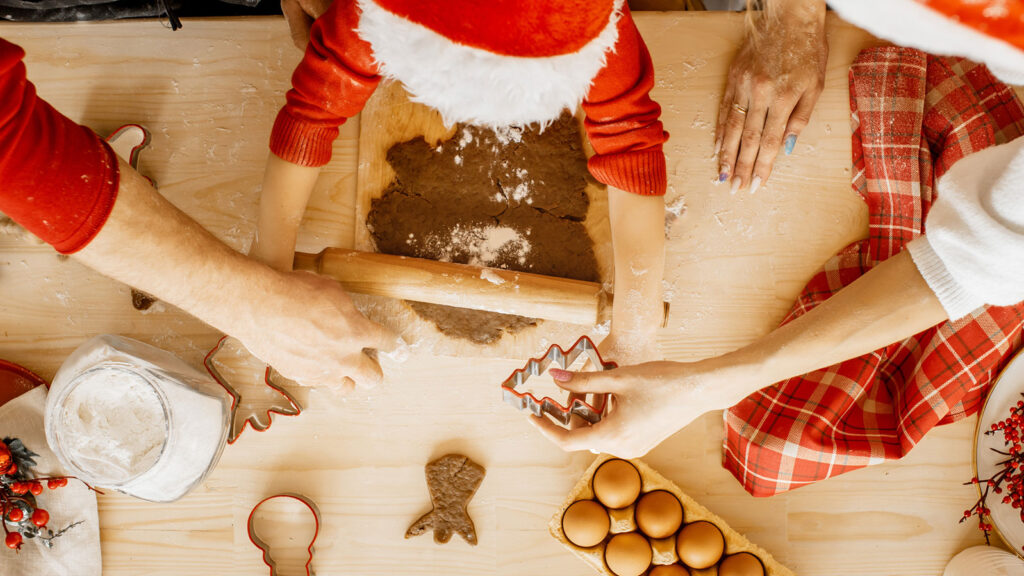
203 336 301 444
501 336 617 426
248 493 320 576
105 124 151 174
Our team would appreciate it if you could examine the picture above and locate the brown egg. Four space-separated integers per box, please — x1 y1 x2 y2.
648 564 691 576
592 459 642 509
561 499 610 548
634 490 683 539
718 552 766 576
603 532 653 576
675 521 725 570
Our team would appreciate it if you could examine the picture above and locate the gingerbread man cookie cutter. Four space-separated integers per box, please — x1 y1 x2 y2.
248 494 321 576
203 336 301 444
501 336 617 426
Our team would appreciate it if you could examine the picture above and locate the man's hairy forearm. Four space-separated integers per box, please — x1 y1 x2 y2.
75 156 280 337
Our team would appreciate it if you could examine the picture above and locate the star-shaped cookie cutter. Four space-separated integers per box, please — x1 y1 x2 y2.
501 336 617 426
203 336 301 444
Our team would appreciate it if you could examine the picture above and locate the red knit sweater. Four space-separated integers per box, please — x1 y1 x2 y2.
0 39 119 254
271 1 669 196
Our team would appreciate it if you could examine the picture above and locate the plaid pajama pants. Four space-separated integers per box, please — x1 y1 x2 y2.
723 48 1024 497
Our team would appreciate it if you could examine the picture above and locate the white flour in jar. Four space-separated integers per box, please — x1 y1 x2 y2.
58 368 166 484
52 363 227 502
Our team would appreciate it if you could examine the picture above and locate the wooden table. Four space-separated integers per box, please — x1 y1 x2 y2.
0 13 998 575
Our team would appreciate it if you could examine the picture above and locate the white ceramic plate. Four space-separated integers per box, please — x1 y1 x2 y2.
976 350 1024 557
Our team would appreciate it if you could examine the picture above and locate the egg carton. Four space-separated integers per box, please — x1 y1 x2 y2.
549 454 796 576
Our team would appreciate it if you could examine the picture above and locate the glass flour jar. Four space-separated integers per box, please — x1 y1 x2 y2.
45 335 231 502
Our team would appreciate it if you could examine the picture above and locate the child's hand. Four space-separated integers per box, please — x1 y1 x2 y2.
598 329 662 367
282 0 333 49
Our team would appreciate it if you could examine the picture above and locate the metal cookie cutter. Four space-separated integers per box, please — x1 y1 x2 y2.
204 336 301 444
248 494 321 576
501 336 617 426
105 124 152 180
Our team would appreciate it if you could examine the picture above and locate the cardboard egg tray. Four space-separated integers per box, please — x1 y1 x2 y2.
549 454 796 576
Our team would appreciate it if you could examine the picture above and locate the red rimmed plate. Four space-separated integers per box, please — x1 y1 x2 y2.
0 359 48 408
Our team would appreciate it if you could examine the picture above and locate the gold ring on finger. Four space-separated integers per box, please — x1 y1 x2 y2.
732 103 748 115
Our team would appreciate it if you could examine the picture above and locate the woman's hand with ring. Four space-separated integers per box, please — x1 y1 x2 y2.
715 0 828 194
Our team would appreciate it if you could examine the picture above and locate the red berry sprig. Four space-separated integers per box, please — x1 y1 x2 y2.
962 395 1024 552
1 437 99 553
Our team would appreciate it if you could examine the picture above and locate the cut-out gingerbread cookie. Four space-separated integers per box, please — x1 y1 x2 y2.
406 454 486 546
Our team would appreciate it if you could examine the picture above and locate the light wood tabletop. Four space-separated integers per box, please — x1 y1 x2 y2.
0 12 1003 575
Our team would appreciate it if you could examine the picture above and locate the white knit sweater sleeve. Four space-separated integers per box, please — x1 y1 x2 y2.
906 138 1024 320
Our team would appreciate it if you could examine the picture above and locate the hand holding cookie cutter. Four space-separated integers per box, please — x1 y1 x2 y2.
501 336 617 427
248 494 320 576
204 336 301 443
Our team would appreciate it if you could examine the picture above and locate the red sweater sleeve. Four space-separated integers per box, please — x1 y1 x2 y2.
270 0 382 167
0 39 119 254
583 7 669 196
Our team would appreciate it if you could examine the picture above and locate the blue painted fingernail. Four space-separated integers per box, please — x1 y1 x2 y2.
784 134 797 155
718 172 729 183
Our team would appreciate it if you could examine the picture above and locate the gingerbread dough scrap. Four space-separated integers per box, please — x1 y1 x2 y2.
406 454 486 546
131 288 158 311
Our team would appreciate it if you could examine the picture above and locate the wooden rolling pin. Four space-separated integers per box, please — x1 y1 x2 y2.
293 248 606 326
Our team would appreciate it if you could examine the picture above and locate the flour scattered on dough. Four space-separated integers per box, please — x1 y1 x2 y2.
509 168 535 203
480 269 506 285
492 125 524 145
457 128 474 149
454 155 463 166
429 225 532 268
511 181 532 203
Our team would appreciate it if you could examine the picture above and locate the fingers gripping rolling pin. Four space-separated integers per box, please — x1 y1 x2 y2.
293 249 656 326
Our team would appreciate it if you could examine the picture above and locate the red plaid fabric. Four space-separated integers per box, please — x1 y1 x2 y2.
723 48 1024 497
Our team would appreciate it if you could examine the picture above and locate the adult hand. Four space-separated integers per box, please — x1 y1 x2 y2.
565 330 663 429
716 0 828 194
530 361 724 459
236 269 396 393
281 0 333 50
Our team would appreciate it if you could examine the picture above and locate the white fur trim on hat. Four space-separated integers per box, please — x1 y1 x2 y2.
356 0 626 128
829 0 1024 85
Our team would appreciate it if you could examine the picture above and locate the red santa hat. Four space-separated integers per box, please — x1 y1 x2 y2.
356 0 627 128
829 0 1024 84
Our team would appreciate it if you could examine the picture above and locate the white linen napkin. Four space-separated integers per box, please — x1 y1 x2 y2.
1 386 101 576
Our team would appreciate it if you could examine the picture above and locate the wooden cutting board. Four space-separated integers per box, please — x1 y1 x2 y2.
354 81 615 359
